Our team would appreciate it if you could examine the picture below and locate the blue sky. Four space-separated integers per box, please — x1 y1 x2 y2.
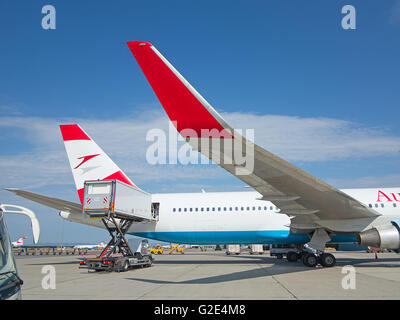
1 0 400 244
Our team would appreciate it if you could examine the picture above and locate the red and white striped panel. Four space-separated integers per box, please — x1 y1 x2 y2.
60 124 136 204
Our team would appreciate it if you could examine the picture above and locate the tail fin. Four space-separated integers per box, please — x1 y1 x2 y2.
60 124 137 203
18 236 27 244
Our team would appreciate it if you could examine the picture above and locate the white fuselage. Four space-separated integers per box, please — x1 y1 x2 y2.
65 187 400 245
123 187 400 245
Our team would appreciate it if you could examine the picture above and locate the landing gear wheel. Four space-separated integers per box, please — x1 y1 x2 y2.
276 254 283 259
319 253 336 267
302 253 318 267
287 251 299 262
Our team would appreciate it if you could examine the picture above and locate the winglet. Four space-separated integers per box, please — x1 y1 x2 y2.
127 41 232 139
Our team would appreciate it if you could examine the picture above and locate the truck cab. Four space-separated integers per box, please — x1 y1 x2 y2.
0 209 23 300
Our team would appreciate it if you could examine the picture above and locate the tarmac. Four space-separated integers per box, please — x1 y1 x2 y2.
15 250 400 300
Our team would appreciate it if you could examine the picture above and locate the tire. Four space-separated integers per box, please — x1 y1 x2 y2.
287 251 299 262
319 253 336 267
302 253 318 267
276 254 283 259
123 260 129 272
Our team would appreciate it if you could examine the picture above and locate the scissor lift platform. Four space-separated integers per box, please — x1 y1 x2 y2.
79 215 153 272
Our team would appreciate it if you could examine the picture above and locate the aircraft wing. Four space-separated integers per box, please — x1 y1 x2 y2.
5 188 82 215
127 41 380 231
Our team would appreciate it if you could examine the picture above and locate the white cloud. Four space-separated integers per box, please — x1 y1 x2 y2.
224 112 400 162
0 110 400 190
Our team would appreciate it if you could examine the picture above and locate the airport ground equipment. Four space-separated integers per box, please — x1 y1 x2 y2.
249 244 264 254
82 179 159 221
168 244 184 254
150 245 164 255
79 217 153 272
0 206 24 300
270 244 302 260
80 180 155 272
226 244 241 255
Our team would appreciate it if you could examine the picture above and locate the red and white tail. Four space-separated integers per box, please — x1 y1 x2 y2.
60 124 137 203
17 236 27 244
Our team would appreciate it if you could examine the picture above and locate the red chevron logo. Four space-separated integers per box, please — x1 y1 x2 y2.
74 154 100 169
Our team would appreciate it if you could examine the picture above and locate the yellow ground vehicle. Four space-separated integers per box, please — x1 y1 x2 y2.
150 245 164 255
168 244 184 254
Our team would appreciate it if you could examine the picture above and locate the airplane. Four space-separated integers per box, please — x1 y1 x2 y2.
12 236 27 247
6 41 400 268
73 241 106 250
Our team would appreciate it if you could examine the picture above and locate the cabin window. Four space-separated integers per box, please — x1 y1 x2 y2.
201 208 204 212
393 203 397 208
270 206 273 210
368 204 372 208
381 204 384 208
258 206 261 210
246 207 250 211
173 208 176 212
217 207 221 211
206 208 210 212
223 207 227 211
212 207 215 211
184 208 187 212
195 208 198 212
241 207 244 211
235 207 238 211
375 204 378 208
178 208 181 212
229 207 232 211
264 206 267 210
189 208 193 212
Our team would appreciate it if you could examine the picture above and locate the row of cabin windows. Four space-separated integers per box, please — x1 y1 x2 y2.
368 203 398 208
172 206 279 213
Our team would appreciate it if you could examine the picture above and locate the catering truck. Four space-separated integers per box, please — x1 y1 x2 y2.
79 180 156 272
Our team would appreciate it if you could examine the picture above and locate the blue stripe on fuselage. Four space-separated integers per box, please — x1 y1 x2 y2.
129 230 357 245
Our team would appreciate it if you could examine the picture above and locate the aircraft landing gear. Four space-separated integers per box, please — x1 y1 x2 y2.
302 253 318 267
319 253 336 267
301 252 336 268
299 229 337 268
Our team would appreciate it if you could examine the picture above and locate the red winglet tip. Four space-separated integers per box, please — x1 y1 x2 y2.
126 41 153 50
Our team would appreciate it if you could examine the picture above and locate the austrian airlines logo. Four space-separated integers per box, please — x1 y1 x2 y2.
74 154 100 169
377 190 400 202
